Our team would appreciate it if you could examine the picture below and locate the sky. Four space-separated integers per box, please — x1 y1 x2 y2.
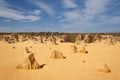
0 0 120 33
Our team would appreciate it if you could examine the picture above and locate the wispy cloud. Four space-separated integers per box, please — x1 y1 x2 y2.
32 10 41 15
0 0 41 22
61 0 120 30
27 0 54 16
0 9 41 22
84 0 120 23
85 0 109 15
83 0 109 21
60 10 81 22
61 0 110 22
63 0 78 8
0 0 9 7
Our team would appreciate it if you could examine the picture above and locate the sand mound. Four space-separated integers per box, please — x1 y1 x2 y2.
79 46 88 54
12 46 15 49
17 53 41 70
71 45 78 53
51 50 66 59
97 64 111 73
82 60 86 63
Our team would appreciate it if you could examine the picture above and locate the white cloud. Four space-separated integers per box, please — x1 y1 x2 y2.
61 0 112 23
82 0 110 22
84 0 120 24
60 10 81 22
63 0 77 8
60 0 120 31
0 8 41 22
85 0 109 15
0 0 9 7
32 10 41 15
27 0 54 16
61 0 109 23
0 0 41 22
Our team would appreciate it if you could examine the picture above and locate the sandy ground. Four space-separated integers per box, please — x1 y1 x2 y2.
0 40 120 80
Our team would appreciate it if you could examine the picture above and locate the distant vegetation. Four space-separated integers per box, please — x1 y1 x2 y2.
0 32 120 43
0 32 120 36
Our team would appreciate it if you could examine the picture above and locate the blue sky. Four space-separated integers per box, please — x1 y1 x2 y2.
0 0 120 32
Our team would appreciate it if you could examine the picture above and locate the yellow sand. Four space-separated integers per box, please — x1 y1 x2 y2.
0 40 120 80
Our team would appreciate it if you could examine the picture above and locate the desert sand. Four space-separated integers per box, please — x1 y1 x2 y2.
0 36 120 80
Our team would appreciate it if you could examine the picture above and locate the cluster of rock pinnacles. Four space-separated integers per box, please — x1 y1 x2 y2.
16 46 111 73
1 33 113 73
